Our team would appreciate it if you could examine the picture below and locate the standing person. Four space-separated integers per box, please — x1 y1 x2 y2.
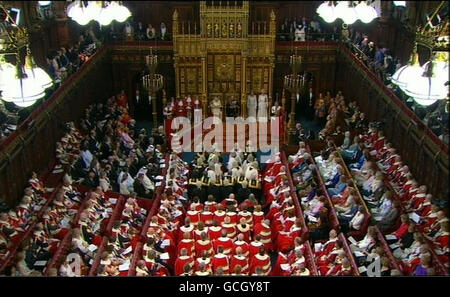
305 87 315 120
257 89 268 122
247 91 257 122
160 23 167 40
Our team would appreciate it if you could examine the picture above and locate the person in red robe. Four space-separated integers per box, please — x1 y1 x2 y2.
212 246 230 274
272 251 291 276
213 205 227 224
276 218 303 253
236 218 251 243
193 221 209 241
230 247 249 275
221 216 237 239
208 220 222 241
194 250 213 273
178 218 195 243
253 219 273 251
195 232 214 258
201 206 214 226
252 205 264 226
249 246 271 275
186 204 201 226
314 229 338 258
232 233 250 257
249 235 264 259
177 232 195 256
213 230 233 255
174 248 194 276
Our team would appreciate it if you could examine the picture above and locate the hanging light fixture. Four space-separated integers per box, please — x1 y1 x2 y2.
317 1 336 22
404 61 448 105
112 2 131 23
38 1 52 6
98 2 114 26
0 5 53 108
1 64 47 108
355 1 378 24
317 1 379 24
24 52 53 89
85 1 102 21
390 46 423 91
393 1 407 7
335 2 357 24
67 1 131 26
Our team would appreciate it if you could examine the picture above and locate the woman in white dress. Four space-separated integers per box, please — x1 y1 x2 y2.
210 96 222 119
247 91 257 121
257 90 268 122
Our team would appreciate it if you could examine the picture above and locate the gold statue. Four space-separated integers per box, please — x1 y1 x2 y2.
222 23 228 38
214 23 220 37
229 23 235 38
207 23 212 38
237 22 242 38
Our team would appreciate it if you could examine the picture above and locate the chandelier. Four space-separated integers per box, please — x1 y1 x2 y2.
67 1 131 26
142 47 164 94
390 1 449 107
284 48 309 95
317 1 378 25
0 6 53 108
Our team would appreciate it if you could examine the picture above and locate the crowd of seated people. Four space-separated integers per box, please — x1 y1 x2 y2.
312 91 449 275
90 196 148 276
5 182 85 276
0 173 53 269
132 150 312 276
52 92 165 201
56 187 120 276
46 27 99 84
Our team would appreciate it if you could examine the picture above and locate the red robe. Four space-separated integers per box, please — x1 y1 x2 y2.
221 223 237 239
186 211 200 225
232 240 250 257
208 226 222 241
237 211 253 225
272 252 291 276
250 253 271 275
213 211 226 224
253 212 264 226
177 239 195 256
213 237 233 254
194 257 212 272
236 224 251 243
201 211 214 226
435 233 449 249
212 254 230 274
254 222 273 250
193 228 208 241
178 225 195 243
195 240 214 258
174 255 194 276
225 212 238 225
249 241 264 259
230 255 249 274
276 226 302 253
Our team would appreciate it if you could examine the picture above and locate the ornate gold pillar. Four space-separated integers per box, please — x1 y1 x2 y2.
241 56 247 117
201 56 207 119
174 56 180 99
